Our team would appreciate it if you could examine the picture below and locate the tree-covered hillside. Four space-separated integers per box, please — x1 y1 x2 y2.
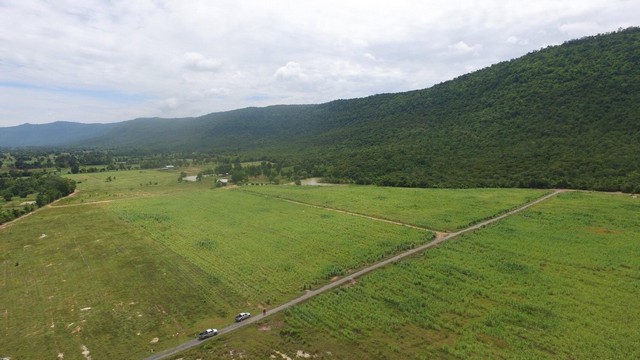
0 121 114 147
298 27 640 190
1 27 639 191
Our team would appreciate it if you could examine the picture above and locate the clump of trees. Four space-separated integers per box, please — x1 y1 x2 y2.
0 174 76 225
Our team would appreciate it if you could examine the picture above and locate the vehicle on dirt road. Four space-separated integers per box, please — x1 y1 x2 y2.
197 328 217 340
235 312 251 322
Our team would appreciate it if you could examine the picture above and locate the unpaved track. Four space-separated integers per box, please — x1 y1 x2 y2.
144 190 563 360
0 190 79 230
280 197 448 237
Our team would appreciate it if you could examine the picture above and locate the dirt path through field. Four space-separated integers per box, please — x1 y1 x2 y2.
48 199 116 208
144 189 564 360
279 197 449 238
0 190 79 230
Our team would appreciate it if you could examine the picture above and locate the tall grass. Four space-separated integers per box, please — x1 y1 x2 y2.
177 191 640 359
1 179 442 359
109 189 432 306
242 185 549 231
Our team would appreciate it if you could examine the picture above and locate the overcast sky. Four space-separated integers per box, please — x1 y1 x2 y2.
0 0 637 127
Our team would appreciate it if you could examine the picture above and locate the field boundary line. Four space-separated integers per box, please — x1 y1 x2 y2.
144 189 564 360
49 199 116 208
240 189 448 237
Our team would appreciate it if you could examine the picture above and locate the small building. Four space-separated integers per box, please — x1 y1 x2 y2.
163 165 175 170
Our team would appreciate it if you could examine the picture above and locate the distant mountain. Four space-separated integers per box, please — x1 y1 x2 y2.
1 27 639 191
0 121 115 147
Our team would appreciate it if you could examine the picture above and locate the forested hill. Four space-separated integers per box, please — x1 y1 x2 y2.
0 121 115 147
2 27 639 191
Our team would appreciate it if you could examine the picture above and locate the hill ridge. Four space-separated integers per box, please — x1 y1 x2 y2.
1 27 639 191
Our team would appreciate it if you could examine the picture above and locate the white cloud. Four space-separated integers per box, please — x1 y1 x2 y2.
558 22 603 38
274 62 309 81
506 36 529 45
450 41 482 53
363 53 378 61
183 52 223 72
0 0 638 126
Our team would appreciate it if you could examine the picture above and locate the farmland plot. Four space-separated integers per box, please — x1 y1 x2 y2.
176 191 640 359
0 174 575 360
0 179 440 359
0 204 229 359
58 170 203 205
242 185 549 231
109 189 433 307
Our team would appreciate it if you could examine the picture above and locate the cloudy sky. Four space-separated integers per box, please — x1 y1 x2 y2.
0 0 637 127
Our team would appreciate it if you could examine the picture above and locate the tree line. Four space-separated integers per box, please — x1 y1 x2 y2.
0 173 76 225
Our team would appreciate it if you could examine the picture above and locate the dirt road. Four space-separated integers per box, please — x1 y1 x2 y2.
143 190 563 360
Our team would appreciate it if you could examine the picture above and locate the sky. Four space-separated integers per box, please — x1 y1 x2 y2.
0 0 637 127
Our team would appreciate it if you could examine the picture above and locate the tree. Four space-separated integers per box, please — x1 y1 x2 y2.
36 193 48 207
230 169 247 184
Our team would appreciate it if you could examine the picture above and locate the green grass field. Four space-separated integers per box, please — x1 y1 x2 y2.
175 191 640 359
109 188 433 307
3 171 635 359
1 172 456 359
58 170 204 205
241 185 550 231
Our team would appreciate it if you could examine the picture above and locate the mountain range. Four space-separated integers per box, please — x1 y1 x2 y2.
1 27 639 191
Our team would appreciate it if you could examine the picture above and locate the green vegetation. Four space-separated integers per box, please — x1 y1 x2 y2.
0 174 76 224
58 170 195 205
8 171 548 358
242 185 549 231
3 28 639 192
2 168 638 359
175 191 640 359
109 189 432 306
1 28 639 359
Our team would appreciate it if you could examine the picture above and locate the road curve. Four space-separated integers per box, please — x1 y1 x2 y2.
144 190 564 360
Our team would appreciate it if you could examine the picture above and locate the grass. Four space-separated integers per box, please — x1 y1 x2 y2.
241 185 550 231
58 169 209 205
108 188 433 307
4 170 621 359
175 191 640 359
5 171 505 359
0 203 221 359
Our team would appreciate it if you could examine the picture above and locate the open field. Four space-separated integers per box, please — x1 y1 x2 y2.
57 170 208 205
174 191 640 359
1 171 525 359
242 185 550 231
109 189 433 307
4 170 627 359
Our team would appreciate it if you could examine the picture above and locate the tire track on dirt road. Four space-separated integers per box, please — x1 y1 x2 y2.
144 189 564 360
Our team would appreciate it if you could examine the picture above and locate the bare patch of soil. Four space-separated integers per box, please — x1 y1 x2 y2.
80 345 91 360
586 226 621 235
